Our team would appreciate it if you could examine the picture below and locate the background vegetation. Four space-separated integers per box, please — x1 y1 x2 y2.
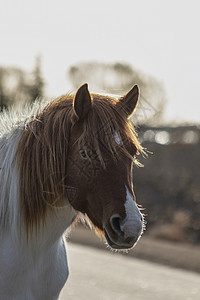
0 56 44 110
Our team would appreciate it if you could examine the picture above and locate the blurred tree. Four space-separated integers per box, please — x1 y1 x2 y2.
68 62 166 124
29 55 44 103
0 56 45 110
0 67 26 110
0 68 8 110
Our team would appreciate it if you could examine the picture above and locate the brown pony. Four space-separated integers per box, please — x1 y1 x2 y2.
0 83 144 299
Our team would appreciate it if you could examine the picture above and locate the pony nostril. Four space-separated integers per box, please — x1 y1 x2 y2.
110 215 123 236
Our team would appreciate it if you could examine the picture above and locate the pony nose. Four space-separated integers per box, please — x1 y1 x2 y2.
110 214 142 243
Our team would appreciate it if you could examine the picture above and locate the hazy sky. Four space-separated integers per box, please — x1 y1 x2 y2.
0 0 200 124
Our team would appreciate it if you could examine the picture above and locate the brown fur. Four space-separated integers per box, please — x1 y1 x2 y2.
16 92 143 235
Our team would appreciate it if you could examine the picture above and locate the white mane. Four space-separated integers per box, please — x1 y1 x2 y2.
0 99 49 137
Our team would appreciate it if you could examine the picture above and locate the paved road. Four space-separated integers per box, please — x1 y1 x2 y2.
59 243 200 300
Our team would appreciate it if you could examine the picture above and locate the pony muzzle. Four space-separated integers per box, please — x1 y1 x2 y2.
104 214 143 250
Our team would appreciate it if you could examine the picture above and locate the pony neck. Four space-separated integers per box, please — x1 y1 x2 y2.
0 127 77 248
23 205 77 251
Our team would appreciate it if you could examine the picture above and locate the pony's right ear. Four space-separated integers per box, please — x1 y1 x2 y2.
72 84 92 122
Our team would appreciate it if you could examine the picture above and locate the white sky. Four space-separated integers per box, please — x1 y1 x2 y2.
0 0 200 124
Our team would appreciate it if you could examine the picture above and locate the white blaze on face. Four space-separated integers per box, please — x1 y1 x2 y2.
114 131 122 145
120 185 143 238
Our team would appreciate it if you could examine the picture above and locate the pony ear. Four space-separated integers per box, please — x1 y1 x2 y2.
116 85 139 118
73 83 92 121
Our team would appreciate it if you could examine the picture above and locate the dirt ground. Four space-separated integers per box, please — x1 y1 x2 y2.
60 243 200 300
67 225 200 273
59 227 200 300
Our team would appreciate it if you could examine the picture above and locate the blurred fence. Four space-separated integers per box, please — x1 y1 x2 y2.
134 125 200 244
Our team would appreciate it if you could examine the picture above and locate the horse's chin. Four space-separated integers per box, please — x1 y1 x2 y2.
83 215 137 250
103 228 135 250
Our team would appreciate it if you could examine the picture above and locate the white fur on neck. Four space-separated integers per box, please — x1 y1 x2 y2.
0 200 76 299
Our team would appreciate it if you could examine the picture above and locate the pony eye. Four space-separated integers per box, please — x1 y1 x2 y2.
80 150 88 159
79 149 96 159
87 150 92 158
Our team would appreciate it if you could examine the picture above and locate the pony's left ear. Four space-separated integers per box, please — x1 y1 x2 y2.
73 83 92 121
116 85 139 118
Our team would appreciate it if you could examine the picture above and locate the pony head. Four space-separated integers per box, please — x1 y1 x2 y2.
17 83 144 249
66 84 144 249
